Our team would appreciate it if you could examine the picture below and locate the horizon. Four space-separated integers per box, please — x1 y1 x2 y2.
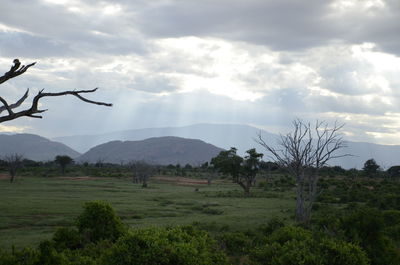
2 121 400 147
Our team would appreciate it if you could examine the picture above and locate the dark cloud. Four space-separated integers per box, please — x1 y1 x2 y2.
135 0 400 55
0 31 72 58
136 0 336 50
0 0 148 57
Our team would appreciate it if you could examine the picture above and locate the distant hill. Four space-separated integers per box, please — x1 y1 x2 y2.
77 136 224 165
54 124 276 154
56 123 400 169
0 134 80 161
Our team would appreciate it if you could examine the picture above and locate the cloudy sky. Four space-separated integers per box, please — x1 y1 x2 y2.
0 0 400 144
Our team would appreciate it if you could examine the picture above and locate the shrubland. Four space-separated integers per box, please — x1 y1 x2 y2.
1 161 400 264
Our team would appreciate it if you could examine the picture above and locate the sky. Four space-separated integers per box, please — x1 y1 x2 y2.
0 0 400 144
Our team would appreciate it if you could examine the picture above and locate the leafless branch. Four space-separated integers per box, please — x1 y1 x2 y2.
0 59 112 123
0 59 36 85
255 119 350 224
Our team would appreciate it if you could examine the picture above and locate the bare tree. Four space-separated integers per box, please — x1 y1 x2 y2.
256 119 348 224
0 59 111 123
5 154 24 183
129 160 155 188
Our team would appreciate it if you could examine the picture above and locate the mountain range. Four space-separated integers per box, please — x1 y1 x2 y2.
2 124 400 169
54 123 400 169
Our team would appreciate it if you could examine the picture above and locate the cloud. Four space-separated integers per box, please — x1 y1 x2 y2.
135 0 400 55
1 0 400 148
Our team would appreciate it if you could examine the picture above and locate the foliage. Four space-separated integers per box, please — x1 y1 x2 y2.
363 159 380 176
218 231 252 255
55 155 74 174
211 147 263 195
101 226 229 265
250 226 370 265
76 201 126 243
313 205 400 265
387 165 400 178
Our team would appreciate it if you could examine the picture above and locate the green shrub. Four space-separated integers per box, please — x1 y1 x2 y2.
101 226 229 265
0 248 37 265
76 201 126 243
53 227 83 251
340 207 400 265
250 226 369 265
218 232 251 255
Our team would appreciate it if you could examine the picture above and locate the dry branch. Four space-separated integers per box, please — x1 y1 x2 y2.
0 59 112 123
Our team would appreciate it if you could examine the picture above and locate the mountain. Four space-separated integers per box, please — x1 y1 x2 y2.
54 123 400 169
0 134 80 161
54 124 276 154
77 136 224 165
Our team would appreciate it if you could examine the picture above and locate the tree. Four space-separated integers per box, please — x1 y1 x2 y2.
0 59 111 123
256 119 347 224
363 159 380 176
55 155 73 174
211 147 263 195
4 153 23 183
76 201 126 243
129 160 155 187
387 165 400 178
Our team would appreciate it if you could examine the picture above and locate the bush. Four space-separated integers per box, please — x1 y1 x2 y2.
250 226 369 265
339 207 400 265
101 226 229 265
76 201 126 243
53 227 83 251
0 248 37 265
218 232 251 255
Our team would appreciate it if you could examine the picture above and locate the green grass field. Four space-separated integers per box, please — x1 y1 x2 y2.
0 175 294 249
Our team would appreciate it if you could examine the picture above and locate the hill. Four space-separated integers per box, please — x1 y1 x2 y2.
77 136 224 165
54 124 276 154
55 123 400 169
0 133 80 161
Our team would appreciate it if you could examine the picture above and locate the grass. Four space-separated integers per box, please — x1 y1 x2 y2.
0 175 294 249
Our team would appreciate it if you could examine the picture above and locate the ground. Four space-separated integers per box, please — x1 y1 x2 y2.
0 174 294 249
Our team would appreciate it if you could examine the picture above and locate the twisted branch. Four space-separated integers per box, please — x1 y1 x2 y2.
0 59 112 123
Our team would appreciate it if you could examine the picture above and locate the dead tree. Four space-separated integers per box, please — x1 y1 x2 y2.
129 160 155 188
256 119 348 224
0 59 111 123
5 154 23 183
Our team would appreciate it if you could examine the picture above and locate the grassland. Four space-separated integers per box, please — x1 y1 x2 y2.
0 175 294 249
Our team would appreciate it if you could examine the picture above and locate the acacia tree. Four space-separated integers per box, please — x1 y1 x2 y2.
256 119 347 224
5 153 23 183
55 155 73 174
211 147 263 195
363 158 380 176
0 59 111 123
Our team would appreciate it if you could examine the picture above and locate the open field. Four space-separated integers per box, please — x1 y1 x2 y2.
0 175 294 249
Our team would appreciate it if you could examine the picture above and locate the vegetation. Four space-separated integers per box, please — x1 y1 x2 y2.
257 119 347 224
211 148 263 195
55 155 74 175
2 155 400 264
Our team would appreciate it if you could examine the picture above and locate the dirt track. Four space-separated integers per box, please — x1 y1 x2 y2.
0 173 9 180
152 175 208 185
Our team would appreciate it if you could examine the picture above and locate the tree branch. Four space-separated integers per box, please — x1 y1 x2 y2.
0 89 29 115
0 59 36 85
0 59 112 123
0 88 112 123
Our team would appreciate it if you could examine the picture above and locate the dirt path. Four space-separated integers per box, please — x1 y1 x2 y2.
0 173 9 180
152 175 208 185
